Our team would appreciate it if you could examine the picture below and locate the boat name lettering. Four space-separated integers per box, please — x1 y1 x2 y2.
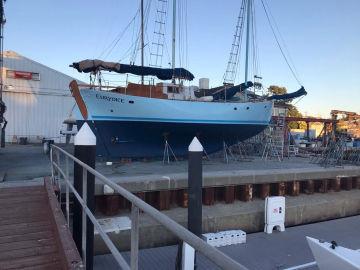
96 94 124 103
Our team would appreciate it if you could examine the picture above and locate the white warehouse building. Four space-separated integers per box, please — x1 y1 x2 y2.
2 51 81 143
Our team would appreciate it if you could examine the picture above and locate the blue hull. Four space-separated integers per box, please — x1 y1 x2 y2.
78 120 267 158
73 88 273 159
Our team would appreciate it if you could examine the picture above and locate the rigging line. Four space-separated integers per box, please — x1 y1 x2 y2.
252 0 260 77
224 0 246 84
150 0 168 67
180 0 184 68
159 0 171 67
179 0 186 69
99 8 140 59
178 0 182 68
260 0 302 86
264 0 300 81
293 94 305 105
251 2 256 79
234 0 246 83
185 0 189 70
144 0 153 66
131 0 152 66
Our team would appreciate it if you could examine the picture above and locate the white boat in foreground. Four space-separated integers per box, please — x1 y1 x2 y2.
307 236 360 270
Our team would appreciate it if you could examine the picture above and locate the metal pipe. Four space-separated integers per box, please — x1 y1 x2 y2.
141 0 144 84
65 155 70 226
0 0 4 103
172 0 176 71
51 145 247 270
82 167 87 268
244 0 252 102
52 162 130 270
283 261 317 270
131 204 139 270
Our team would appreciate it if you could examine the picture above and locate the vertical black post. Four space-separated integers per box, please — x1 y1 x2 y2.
306 122 310 141
0 120 5 148
73 122 96 270
188 137 203 236
323 123 327 146
176 137 204 270
188 137 203 269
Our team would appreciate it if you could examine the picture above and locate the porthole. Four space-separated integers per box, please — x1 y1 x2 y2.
110 109 114 112
129 100 134 104
246 107 250 110
234 107 237 110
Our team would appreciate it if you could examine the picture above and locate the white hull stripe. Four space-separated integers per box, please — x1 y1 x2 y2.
91 115 270 125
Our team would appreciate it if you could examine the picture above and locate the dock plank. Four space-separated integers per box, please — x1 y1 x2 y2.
0 244 58 261
0 238 55 252
0 230 55 244
0 224 52 237
0 253 60 269
0 215 49 226
20 262 62 270
0 220 51 233
0 180 82 269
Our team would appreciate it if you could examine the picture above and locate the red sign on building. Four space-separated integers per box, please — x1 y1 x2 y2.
14 71 33 80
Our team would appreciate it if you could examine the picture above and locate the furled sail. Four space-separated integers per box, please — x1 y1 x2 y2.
195 81 253 101
70 59 195 81
267 86 307 101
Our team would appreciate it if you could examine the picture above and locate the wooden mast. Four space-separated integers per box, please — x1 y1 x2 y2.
141 0 144 85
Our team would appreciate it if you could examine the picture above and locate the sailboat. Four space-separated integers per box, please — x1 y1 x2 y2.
69 0 302 158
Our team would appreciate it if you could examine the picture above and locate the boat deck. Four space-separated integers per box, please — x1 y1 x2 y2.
0 179 82 269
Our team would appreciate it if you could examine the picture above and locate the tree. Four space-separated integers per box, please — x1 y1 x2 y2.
268 85 287 95
268 85 306 129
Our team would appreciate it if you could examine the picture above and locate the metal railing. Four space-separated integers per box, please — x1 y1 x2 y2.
50 144 247 270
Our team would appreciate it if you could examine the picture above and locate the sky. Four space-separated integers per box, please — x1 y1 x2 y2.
4 0 360 117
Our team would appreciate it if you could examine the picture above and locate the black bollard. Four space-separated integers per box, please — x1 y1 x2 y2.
180 137 203 269
0 126 4 148
73 122 96 270
1 120 7 148
176 137 204 270
188 136 203 237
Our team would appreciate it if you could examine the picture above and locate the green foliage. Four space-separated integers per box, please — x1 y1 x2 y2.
268 85 306 129
268 85 287 95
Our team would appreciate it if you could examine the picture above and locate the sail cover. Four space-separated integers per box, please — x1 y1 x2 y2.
267 86 307 101
70 59 195 81
194 81 253 101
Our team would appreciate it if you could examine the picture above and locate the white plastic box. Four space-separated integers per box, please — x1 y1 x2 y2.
203 230 246 247
264 196 285 234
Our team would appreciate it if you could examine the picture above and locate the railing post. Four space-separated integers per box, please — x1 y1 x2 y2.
50 147 54 183
56 149 61 205
82 167 88 267
65 155 70 226
131 204 139 270
73 123 96 270
177 137 204 270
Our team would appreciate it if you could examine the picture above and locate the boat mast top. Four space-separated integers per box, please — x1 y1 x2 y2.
141 0 145 84
244 0 252 102
171 0 176 80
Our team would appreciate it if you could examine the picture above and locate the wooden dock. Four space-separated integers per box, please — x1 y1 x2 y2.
0 179 82 270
